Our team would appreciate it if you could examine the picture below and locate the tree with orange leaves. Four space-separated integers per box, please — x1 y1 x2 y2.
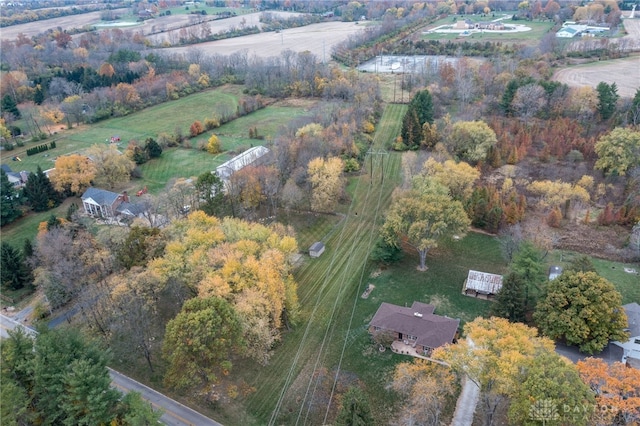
577 358 640 425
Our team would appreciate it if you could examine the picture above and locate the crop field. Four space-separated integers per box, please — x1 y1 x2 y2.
553 56 640 98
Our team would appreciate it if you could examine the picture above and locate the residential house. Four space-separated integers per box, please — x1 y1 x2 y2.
462 269 503 300
369 301 459 357
81 187 143 219
1 164 29 188
612 302 640 368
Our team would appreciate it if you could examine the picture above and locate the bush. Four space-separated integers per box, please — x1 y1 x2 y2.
189 120 204 137
204 117 220 130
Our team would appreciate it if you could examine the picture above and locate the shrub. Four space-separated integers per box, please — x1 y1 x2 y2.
206 135 221 154
189 120 204 137
204 117 220 130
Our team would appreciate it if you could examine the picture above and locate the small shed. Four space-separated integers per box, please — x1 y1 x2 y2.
309 242 325 258
548 265 563 281
462 270 503 300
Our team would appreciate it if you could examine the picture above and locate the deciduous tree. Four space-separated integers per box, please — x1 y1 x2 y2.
391 361 457 425
534 271 628 354
446 120 497 164
594 127 640 177
423 157 479 202
196 171 225 217
577 358 640 425
49 154 97 195
86 144 135 189
162 297 242 391
308 156 344 212
434 317 583 426
382 177 470 271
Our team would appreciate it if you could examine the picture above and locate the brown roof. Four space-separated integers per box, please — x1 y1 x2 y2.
369 302 459 349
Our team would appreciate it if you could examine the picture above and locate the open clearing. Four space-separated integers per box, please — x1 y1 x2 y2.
553 18 640 97
553 56 640 98
163 20 367 60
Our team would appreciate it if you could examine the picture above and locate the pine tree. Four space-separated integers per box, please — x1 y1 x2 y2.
491 273 526 323
1 94 21 118
1 168 21 226
22 166 60 212
144 137 162 158
402 90 434 149
1 242 32 290
596 81 619 121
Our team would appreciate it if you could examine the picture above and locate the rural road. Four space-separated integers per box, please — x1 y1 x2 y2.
0 313 222 426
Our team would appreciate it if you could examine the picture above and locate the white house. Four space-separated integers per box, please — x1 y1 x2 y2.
613 302 640 368
309 242 325 258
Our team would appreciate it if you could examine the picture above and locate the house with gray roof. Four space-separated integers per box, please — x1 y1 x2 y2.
81 187 144 219
613 302 640 368
369 301 459 356
1 164 29 188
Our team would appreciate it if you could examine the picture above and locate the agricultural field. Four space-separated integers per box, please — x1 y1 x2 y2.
553 55 640 98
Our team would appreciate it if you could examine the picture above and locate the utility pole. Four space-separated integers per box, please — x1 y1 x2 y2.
367 149 389 184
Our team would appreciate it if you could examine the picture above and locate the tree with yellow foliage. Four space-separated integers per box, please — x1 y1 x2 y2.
49 154 96 195
86 144 135 190
308 156 344 212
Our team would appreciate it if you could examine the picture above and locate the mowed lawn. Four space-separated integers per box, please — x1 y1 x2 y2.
421 15 555 45
0 85 244 174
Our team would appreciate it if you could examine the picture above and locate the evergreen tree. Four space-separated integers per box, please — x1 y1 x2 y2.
33 85 45 105
401 90 433 149
22 166 60 212
196 171 225 217
1 168 21 226
336 386 373 426
0 242 32 290
509 240 546 311
1 94 21 118
144 137 162 158
596 81 619 120
22 238 33 258
491 273 526 323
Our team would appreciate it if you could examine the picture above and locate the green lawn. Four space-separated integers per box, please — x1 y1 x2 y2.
547 250 640 305
0 86 244 174
421 15 555 45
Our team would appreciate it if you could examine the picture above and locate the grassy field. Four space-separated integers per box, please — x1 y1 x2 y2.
547 250 640 305
421 15 555 45
0 86 244 174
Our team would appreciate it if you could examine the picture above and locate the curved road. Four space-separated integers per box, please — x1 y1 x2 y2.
1 314 222 426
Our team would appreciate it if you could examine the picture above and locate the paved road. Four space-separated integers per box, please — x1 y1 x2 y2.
109 368 222 426
0 314 222 426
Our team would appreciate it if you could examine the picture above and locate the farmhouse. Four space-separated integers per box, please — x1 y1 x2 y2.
81 187 144 219
369 301 459 357
215 146 271 186
462 270 503 299
612 302 640 368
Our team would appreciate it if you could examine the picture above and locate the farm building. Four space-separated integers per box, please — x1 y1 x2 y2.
462 270 503 300
369 301 459 357
309 242 325 258
215 146 271 185
81 188 145 219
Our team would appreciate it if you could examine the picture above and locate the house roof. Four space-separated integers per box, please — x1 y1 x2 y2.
117 201 146 217
81 187 120 206
216 146 270 180
465 270 503 294
309 242 324 252
624 302 640 338
369 301 459 349
1 164 12 173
